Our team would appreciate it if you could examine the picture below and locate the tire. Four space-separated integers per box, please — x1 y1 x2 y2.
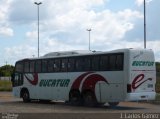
83 91 97 107
22 90 30 103
108 102 119 107
69 91 82 106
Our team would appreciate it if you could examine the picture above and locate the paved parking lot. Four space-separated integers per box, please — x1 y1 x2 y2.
0 92 160 119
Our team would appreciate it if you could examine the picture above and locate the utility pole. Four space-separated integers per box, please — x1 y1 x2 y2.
87 29 91 51
144 0 146 49
34 2 42 57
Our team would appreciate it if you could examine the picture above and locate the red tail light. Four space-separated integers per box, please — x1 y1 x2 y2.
127 84 132 93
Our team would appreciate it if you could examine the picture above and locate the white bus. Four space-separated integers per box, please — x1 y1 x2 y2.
12 48 156 106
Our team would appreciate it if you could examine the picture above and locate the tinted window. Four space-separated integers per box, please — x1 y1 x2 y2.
24 61 29 72
30 61 35 73
109 55 116 70
54 59 61 72
91 56 99 71
15 62 23 72
68 58 75 72
61 59 68 72
75 58 83 71
116 54 123 70
35 60 41 72
83 57 91 71
100 55 109 71
42 60 48 72
48 59 54 72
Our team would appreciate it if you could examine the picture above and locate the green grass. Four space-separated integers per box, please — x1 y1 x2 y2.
156 94 160 101
0 80 12 91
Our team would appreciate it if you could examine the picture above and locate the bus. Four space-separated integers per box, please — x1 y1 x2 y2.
11 48 156 107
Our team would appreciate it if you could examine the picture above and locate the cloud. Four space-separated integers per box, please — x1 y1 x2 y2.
1 0 160 65
26 31 37 40
0 0 14 37
135 0 153 6
8 0 48 24
0 27 13 37
5 45 37 64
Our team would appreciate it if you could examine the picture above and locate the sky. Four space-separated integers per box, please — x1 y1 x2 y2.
0 0 160 66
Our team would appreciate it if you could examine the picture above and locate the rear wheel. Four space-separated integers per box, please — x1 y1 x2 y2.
83 91 97 107
108 102 119 107
69 91 82 106
22 90 30 103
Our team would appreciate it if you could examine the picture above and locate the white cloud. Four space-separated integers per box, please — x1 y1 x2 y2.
0 27 13 37
0 0 14 37
2 0 160 65
26 31 37 40
5 45 37 63
135 0 153 6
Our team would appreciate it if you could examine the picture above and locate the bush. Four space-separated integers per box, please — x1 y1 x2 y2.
0 80 12 91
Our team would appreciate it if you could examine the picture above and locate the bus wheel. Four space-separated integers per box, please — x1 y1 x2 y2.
69 91 82 106
108 102 119 107
83 91 97 107
22 90 30 103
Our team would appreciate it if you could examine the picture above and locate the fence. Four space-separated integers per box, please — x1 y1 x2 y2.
0 77 11 81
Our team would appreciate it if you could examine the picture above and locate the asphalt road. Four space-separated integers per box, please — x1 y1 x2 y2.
0 92 160 119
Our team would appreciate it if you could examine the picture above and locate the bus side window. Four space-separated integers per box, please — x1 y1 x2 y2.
83 57 91 71
68 58 75 72
48 59 54 72
109 55 116 71
61 59 68 72
24 61 30 73
35 60 42 73
42 60 48 73
100 55 109 71
54 59 61 72
75 58 83 71
91 56 99 71
116 54 123 70
30 61 35 73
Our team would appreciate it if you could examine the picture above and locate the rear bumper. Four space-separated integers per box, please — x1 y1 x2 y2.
126 92 156 101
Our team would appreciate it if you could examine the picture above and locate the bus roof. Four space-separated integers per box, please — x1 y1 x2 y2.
16 48 153 62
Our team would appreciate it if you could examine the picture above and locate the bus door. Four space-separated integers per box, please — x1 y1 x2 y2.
12 72 23 97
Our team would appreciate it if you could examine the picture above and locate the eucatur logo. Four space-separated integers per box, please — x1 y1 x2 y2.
132 74 152 90
24 73 38 85
71 72 109 92
24 72 109 91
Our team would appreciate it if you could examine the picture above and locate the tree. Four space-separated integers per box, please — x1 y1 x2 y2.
0 65 14 77
156 62 160 72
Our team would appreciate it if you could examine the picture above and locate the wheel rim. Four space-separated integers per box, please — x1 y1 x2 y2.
23 91 30 102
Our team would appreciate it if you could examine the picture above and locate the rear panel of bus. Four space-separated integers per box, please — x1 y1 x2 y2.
126 49 156 101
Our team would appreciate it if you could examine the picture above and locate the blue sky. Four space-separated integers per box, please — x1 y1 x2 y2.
0 0 159 66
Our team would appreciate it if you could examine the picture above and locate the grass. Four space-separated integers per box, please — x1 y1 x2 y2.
156 94 160 101
0 80 12 91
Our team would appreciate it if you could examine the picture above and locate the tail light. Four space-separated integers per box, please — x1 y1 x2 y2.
127 84 132 93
